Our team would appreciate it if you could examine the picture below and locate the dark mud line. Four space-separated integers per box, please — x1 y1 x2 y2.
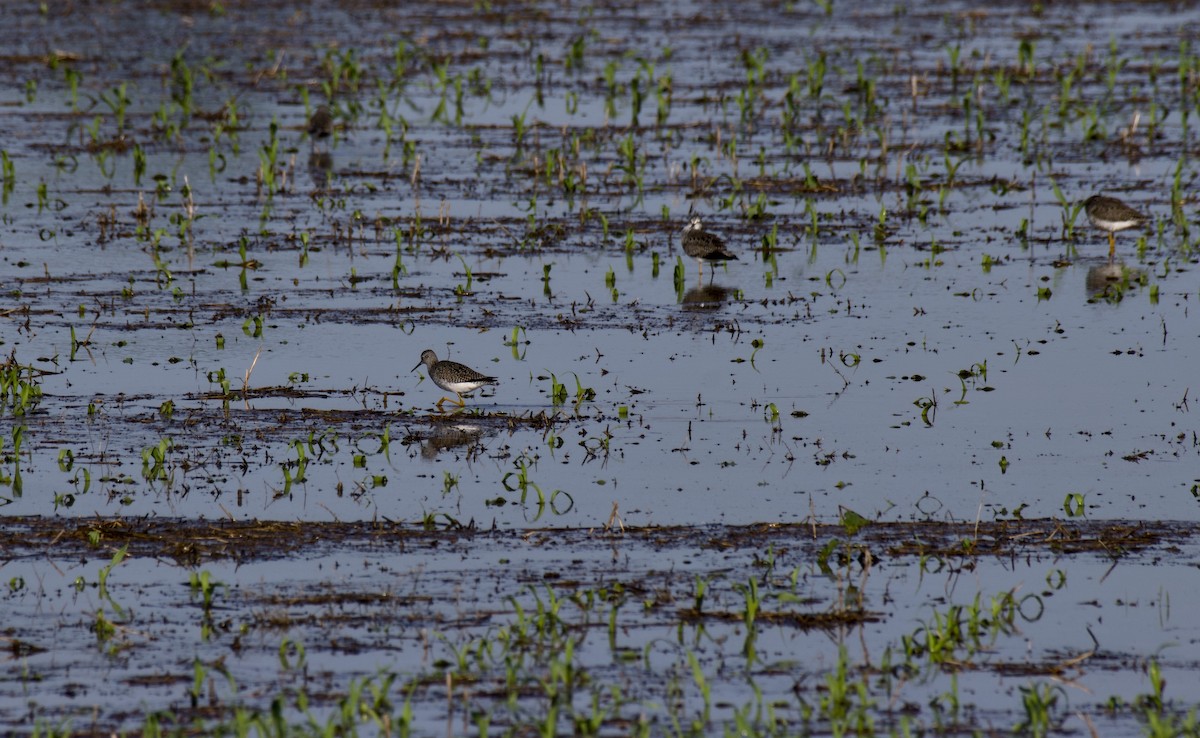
2 515 1189 565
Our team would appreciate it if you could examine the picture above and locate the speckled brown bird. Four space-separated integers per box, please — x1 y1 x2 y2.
1084 194 1149 259
681 217 737 282
413 349 498 411
307 105 333 148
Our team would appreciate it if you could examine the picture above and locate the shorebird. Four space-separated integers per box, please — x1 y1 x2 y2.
681 217 737 282
412 349 498 411
1084 194 1148 260
307 105 333 149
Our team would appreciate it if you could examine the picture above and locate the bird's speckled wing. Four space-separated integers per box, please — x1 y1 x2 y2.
683 229 736 260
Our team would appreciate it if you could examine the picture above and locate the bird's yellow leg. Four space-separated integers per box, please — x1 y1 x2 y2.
435 394 466 411
1108 232 1116 260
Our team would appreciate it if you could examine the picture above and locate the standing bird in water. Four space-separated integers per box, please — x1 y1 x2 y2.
681 217 738 283
413 349 498 411
307 105 333 150
1084 194 1148 260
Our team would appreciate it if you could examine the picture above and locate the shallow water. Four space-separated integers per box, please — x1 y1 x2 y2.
3 0 1200 733
3 518 1197 736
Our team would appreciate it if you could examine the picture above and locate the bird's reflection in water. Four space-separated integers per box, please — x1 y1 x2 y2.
1085 261 1145 302
681 283 732 310
420 422 489 461
308 151 334 192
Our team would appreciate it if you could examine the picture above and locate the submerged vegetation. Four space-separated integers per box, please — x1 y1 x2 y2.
5 517 1200 735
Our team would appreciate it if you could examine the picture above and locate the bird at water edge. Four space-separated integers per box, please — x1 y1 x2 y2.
681 217 738 283
1083 194 1148 260
412 349 498 411
307 105 333 149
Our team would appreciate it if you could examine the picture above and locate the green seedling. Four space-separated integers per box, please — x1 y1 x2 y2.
188 570 223 613
749 338 764 368
453 254 473 297
96 545 128 608
99 82 130 133
141 438 173 482
546 372 568 405
171 50 195 117
505 325 529 360
1015 682 1064 735
0 424 26 494
0 149 13 203
62 65 82 109
1017 38 1036 78
0 358 45 416
280 439 309 493
279 637 307 671
914 390 937 426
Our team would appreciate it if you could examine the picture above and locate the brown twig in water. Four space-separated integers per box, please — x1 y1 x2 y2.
242 346 262 410
605 501 625 534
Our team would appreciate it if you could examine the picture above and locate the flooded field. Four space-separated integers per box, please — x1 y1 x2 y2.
3 0 1200 734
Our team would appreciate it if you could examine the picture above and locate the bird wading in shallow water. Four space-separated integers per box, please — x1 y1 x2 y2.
307 105 333 149
412 349 498 411
681 217 737 283
1083 194 1149 260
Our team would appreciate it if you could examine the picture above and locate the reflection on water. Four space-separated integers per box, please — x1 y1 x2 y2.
680 283 733 310
308 151 333 192
420 422 489 460
1085 261 1145 302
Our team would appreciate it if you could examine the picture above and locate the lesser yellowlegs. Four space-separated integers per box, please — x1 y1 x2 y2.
681 217 737 282
307 105 333 148
413 349 498 411
1084 194 1148 260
